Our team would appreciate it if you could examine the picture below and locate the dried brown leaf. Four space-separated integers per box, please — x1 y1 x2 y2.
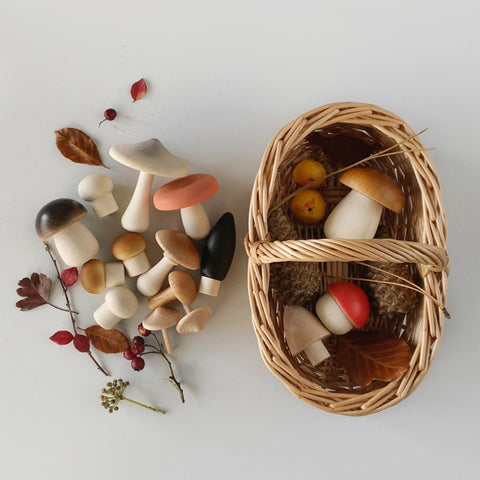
55 127 104 166
85 325 129 354
336 331 412 387
16 273 52 311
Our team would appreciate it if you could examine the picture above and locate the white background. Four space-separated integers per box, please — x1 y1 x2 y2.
1 1 479 479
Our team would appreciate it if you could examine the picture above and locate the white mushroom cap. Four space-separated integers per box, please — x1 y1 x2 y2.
93 286 138 329
78 174 118 218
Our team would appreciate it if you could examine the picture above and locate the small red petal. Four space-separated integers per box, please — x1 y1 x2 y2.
73 334 90 353
50 330 74 345
61 267 78 287
130 78 147 102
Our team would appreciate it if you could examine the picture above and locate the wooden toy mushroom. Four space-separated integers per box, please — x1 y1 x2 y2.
143 307 182 354
153 173 219 240
323 167 405 239
136 230 200 297
199 212 236 296
112 232 151 277
80 259 125 294
77 173 118 218
283 305 331 366
93 286 138 330
109 138 188 232
315 281 370 335
147 270 212 334
35 198 99 267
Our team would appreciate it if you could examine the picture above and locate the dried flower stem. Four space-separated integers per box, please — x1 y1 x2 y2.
43 241 109 376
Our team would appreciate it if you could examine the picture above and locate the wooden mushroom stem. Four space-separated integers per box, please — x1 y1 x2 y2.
53 221 99 267
121 171 154 233
180 203 211 240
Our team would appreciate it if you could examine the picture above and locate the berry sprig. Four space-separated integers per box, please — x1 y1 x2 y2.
100 379 165 414
123 325 185 403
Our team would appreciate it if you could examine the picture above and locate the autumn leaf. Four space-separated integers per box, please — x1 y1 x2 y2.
336 331 412 387
73 333 90 353
16 273 52 311
61 267 78 287
50 330 74 345
130 78 147 101
85 325 129 354
55 127 104 166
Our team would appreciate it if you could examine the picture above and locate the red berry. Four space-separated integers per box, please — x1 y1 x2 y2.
131 342 145 355
137 323 151 337
123 348 137 360
131 357 145 371
132 336 145 345
98 108 117 127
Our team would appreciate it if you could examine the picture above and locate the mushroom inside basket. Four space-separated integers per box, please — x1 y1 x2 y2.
246 103 449 415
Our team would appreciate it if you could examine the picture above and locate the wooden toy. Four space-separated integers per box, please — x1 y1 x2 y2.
283 305 330 366
35 198 99 267
324 166 405 239
80 259 125 294
315 281 370 335
198 212 235 296
109 139 188 232
77 173 118 218
136 230 200 297
93 286 138 330
153 173 219 240
143 306 182 354
112 232 150 277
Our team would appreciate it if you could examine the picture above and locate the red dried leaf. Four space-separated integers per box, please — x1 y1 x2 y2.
84 325 129 354
16 273 52 311
50 330 74 345
130 78 147 101
61 267 78 287
336 331 412 387
73 333 90 353
55 127 104 166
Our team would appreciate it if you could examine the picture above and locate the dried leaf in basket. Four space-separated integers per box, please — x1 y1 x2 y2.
336 331 412 387
268 207 322 305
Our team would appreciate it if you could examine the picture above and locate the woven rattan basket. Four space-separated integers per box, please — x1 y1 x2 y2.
245 102 449 415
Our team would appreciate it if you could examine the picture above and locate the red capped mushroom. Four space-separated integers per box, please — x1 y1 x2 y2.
315 281 370 335
153 173 219 240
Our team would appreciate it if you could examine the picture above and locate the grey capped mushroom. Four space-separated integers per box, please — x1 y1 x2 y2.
109 139 188 233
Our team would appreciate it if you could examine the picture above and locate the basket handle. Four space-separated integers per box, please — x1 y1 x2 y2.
245 237 449 272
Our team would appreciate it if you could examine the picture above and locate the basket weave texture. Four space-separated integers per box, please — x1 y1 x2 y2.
245 102 449 415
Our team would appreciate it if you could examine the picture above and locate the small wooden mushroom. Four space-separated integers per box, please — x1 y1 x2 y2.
93 286 138 330
136 230 200 297
315 281 370 335
153 173 219 240
80 259 125 294
199 212 236 297
77 173 118 218
109 139 188 232
148 271 212 335
143 306 182 354
283 305 331 366
35 198 99 267
112 232 151 277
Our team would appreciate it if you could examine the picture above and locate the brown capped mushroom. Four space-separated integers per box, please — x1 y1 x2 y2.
143 306 182 354
35 198 99 267
80 259 125 294
112 232 151 277
136 230 200 297
324 167 405 239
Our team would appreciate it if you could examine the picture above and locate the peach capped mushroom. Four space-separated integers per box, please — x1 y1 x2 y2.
112 232 151 277
109 139 188 232
35 198 99 267
284 305 331 366
93 286 138 330
80 259 125 294
315 281 370 335
136 230 200 297
153 173 219 240
324 167 405 239
77 173 118 218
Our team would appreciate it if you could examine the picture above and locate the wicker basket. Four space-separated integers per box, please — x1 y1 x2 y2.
245 102 449 415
